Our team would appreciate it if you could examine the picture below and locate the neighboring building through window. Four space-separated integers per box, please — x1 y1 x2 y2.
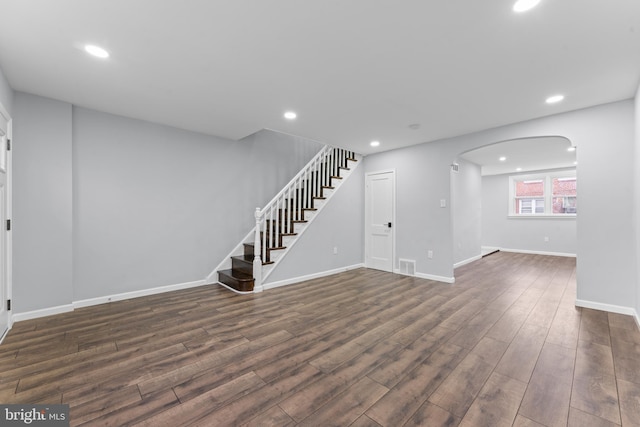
510 170 576 217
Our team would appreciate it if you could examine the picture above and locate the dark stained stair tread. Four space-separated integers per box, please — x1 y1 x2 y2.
218 269 254 292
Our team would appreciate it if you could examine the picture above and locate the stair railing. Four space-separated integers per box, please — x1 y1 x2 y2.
253 145 354 289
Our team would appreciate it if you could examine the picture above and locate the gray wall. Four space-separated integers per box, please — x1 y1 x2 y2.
0 65 12 115
265 163 364 284
13 93 73 312
364 145 454 279
13 93 323 312
481 171 577 255
72 108 322 301
364 100 636 311
635 84 640 320
451 158 482 265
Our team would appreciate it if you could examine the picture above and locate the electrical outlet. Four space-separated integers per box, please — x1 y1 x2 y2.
333 246 338 254
428 250 433 259
544 236 549 242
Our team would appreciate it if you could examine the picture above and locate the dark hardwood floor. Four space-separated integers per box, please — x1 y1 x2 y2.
1 252 639 426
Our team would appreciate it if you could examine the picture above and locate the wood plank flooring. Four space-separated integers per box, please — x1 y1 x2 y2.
1 252 640 426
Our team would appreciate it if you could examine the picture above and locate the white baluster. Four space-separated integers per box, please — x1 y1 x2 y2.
253 208 263 290
305 167 311 209
287 186 291 234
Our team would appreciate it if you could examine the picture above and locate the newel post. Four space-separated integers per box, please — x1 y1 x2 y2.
253 207 264 292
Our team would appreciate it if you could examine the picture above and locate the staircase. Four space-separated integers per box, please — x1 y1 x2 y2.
215 146 359 293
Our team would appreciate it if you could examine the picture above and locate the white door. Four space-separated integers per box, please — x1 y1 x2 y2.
0 105 10 342
365 171 395 272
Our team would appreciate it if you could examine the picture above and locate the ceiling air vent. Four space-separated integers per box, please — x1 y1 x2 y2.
451 163 460 173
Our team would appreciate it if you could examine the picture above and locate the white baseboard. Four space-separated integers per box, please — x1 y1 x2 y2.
74 279 208 308
454 254 482 269
499 248 576 258
481 246 500 256
215 281 254 295
12 304 75 323
415 272 455 284
263 264 364 291
575 299 637 317
12 279 208 323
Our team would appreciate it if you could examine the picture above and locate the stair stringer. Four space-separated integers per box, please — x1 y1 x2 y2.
258 154 362 289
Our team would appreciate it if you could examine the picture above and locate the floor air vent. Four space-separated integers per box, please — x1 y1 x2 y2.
399 259 416 276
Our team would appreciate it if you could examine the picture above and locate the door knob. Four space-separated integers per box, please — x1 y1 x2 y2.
387 222 392 228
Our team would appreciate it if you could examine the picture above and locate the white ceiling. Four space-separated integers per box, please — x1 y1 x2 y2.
0 1 639 155
459 136 577 176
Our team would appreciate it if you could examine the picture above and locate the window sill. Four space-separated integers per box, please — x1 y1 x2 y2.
508 214 577 219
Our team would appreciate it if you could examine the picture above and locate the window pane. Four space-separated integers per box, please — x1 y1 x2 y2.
552 177 577 213
552 177 576 197
553 196 577 214
515 180 544 197
516 197 544 214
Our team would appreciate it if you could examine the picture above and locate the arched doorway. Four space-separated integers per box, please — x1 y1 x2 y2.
451 136 577 268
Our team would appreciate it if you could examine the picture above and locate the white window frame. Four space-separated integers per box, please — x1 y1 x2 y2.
508 169 576 218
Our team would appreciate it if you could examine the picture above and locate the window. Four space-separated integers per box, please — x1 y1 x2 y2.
515 179 545 214
509 170 576 217
552 177 577 214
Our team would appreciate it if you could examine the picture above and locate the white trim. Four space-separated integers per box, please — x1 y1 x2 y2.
575 299 638 318
454 254 482 269
12 304 75 323
74 279 207 308
11 279 208 323
263 264 364 290
0 326 9 345
215 281 254 295
415 272 456 284
0 102 11 339
507 215 576 220
364 169 396 273
393 268 456 284
481 246 500 256
499 247 576 257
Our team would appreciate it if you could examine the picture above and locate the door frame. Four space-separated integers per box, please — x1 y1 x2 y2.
364 169 396 272
0 101 12 343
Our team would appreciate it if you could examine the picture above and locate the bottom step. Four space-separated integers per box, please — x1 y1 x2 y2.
218 269 254 292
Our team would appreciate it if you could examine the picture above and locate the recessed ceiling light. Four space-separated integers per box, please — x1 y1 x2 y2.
516 167 522 171
84 44 109 59
284 111 297 120
546 94 565 104
513 0 541 13
499 156 507 162
370 141 380 147
567 146 576 152
574 161 578 165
